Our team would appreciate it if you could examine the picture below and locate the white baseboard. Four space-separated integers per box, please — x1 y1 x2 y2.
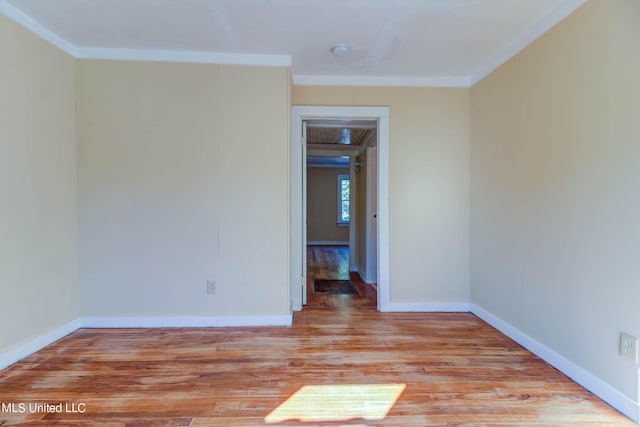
3 307 637 423
0 314 292 371
356 268 367 283
471 304 640 424
0 318 83 371
382 302 470 312
356 268 373 285
80 314 293 328
307 241 348 246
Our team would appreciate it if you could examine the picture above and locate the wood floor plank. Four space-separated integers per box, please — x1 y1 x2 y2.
0 308 635 426
306 245 377 309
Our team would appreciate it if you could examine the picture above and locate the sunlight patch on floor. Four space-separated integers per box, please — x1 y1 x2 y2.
265 383 406 424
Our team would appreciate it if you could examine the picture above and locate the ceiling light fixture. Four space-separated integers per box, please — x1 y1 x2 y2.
330 44 351 57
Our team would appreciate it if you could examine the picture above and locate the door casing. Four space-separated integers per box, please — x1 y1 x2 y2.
290 106 390 311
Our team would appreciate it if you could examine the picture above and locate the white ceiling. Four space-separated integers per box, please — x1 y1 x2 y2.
0 0 586 86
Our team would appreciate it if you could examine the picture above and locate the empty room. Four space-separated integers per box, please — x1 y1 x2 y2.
1 0 639 425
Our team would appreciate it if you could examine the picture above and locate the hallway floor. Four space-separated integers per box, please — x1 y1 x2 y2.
305 245 377 310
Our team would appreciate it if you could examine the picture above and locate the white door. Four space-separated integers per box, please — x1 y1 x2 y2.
349 158 357 271
365 146 378 283
302 121 308 305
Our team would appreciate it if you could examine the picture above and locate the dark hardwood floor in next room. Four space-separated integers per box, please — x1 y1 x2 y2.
0 310 634 426
306 245 377 309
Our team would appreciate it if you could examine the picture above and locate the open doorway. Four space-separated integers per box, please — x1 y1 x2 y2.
291 106 390 312
305 122 377 309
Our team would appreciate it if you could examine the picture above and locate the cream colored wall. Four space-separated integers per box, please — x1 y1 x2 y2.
471 0 640 404
307 167 349 243
293 86 470 303
76 61 291 317
0 16 78 353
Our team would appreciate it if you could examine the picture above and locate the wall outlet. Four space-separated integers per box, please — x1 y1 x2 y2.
620 333 638 362
206 280 216 295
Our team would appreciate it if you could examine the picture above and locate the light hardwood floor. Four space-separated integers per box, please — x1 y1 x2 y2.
306 245 377 309
0 309 634 426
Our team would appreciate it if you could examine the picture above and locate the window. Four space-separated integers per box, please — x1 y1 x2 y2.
337 174 350 225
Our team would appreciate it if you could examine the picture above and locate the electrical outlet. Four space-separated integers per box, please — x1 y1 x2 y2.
620 333 638 362
206 280 216 295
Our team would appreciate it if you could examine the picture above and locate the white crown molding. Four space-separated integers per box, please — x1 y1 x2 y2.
0 2 291 68
0 0 77 56
293 74 471 88
0 318 83 371
2 0 588 87
471 304 640 424
75 47 292 67
470 0 588 85
80 314 293 328
381 302 470 313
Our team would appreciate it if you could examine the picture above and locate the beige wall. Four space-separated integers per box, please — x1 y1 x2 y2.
76 61 291 317
471 0 640 404
6 5 637 416
307 167 350 243
0 16 78 353
293 86 470 303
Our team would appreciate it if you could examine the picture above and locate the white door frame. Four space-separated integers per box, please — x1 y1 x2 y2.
348 159 357 271
301 121 308 306
291 106 390 312
365 146 378 284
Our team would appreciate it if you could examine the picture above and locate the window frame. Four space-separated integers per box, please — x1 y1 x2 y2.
337 174 350 225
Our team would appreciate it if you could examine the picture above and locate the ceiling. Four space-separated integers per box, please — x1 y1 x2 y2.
308 127 373 146
0 0 586 86
306 120 377 158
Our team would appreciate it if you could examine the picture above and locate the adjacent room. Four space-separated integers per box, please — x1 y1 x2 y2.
1 0 638 425
305 119 378 310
